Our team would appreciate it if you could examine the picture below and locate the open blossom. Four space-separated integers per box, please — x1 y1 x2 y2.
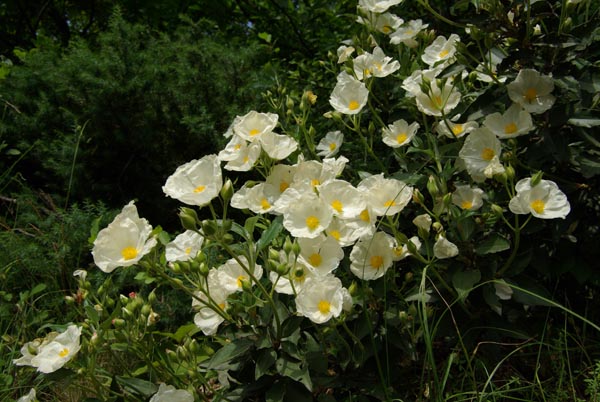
298 234 344 276
217 255 263 293
358 0 403 13
282 191 333 238
350 231 396 280
231 182 279 214
17 389 36 402
421 34 460 67
508 178 570 219
458 128 505 182
270 252 315 295
393 235 422 261
318 179 366 220
390 19 428 47
452 184 485 211
358 173 413 216
357 12 403 34
193 271 231 336
353 47 400 80
436 119 479 139
337 45 355 63
402 67 442 97
14 325 82 374
316 130 344 157
296 275 346 324
382 119 419 147
92 201 157 273
433 236 459 259
506 68 555 114
163 154 223 205
149 383 194 402
329 72 369 114
233 110 278 142
415 79 461 117
165 230 204 262
483 103 534 138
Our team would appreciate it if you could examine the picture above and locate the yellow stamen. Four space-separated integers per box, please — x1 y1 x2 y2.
524 88 537 103
311 179 320 187
185 247 192 255
194 185 206 193
359 209 370 222
279 181 289 193
382 25 392 34
370 255 384 269
293 268 306 283
329 230 341 241
234 144 242 151
308 253 322 267
58 348 69 358
121 247 138 260
504 122 518 135
331 200 343 213
329 142 337 151
349 100 360 110
243 156 249 163
461 200 473 210
481 147 495 161
452 124 464 136
318 300 331 314
260 198 271 210
384 199 397 207
306 216 320 231
439 49 449 58
218 302 226 310
433 95 443 109
249 128 260 136
236 275 247 288
530 199 545 214
396 133 408 144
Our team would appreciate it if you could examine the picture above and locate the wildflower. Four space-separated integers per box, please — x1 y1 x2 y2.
269 253 315 295
357 12 404 34
149 383 194 402
458 128 505 182
259 130 299 160
483 103 534 138
390 19 428 48
415 79 461 117
193 270 230 335
296 275 346 324
433 236 459 259
233 110 279 142
14 325 82 374
318 179 366 219
337 45 355 63
231 182 279 214
329 73 369 115
412 214 432 232
452 185 485 211
316 130 344 157
222 141 262 171
382 119 419 147
402 67 442 97
165 230 204 262
92 201 157 273
353 47 400 80
358 173 413 216
508 178 570 219
17 389 36 402
217 255 263 293
326 216 364 247
393 236 422 261
163 154 223 206
358 0 404 13
349 231 396 280
298 234 344 276
421 34 460 67
436 119 479 139
506 68 555 114
282 191 333 238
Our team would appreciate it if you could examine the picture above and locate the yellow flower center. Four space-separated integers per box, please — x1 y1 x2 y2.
331 200 343 213
260 198 271 210
308 253 322 267
279 181 289 193
329 230 341 241
348 100 360 110
185 247 192 255
382 25 392 34
234 144 242 151
194 185 206 193
243 156 250 163
58 348 69 358
311 179 320 187
294 268 306 283
329 142 337 151
318 300 331 314
359 209 370 222
481 147 495 161
504 122 518 134
433 95 443 108
452 124 464 136
370 255 384 269
461 200 473 210
396 133 408 144
384 199 397 207
218 302 226 310
530 199 545 214
121 246 138 260
439 49 449 58
249 128 260 136
363 68 372 77
306 216 320 231
524 88 537 103
236 275 247 288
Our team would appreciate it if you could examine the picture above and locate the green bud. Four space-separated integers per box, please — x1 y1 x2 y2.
494 171 507 185
65 295 75 304
505 165 515 181
442 193 453 208
172 262 182 273
530 171 544 187
407 304 417 317
427 175 440 198
406 240 419 256
199 262 210 277
221 219 233 233
179 207 199 231
283 236 294 255
432 222 443 234
220 179 234 202
490 204 504 216
308 125 316 138
348 281 358 296
106 297 115 309
121 307 133 318
222 233 234 244
292 241 301 257
141 304 152 316
241 278 253 292
399 310 409 323
286 95 295 110
412 188 425 205
276 263 290 276
368 121 375 136
268 248 280 261
405 272 413 282
201 220 218 236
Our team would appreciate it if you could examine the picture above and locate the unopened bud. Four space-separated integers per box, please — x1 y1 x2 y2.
412 188 425 205
442 193 453 208
198 262 210 277
432 222 443 234
292 241 301 257
220 179 234 202
179 207 199 231
286 95 295 110
530 171 544 187
427 175 441 198
505 165 515 181
222 233 234 244
269 248 280 261
283 236 294 255
348 281 359 296
405 272 413 282
276 263 290 276
491 204 504 216
201 220 218 236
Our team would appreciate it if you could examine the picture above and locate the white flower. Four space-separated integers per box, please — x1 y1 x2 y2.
494 280 513 300
298 234 344 276
233 110 279 142
325 216 363 247
483 103 534 138
452 185 485 211
458 128 505 182
382 119 419 147
474 48 507 83
349 231 396 280
506 68 555 114
17 388 36 402
358 173 413 216
217 255 263 293
329 73 369 114
337 45 355 63
14 325 82 374
92 201 157 273
316 130 344 157
193 271 230 335
436 119 479 139
433 236 459 259
149 383 194 402
259 131 298 160
415 79 461 117
402 67 442 97
296 275 345 324
318 179 366 219
218 134 248 162
222 141 262 171
390 19 428 48
357 12 403 34
358 0 403 13
508 178 570 219
163 154 223 205
421 34 460 67
165 230 204 262
393 236 422 261
282 191 333 238
265 164 297 196
353 47 400 80
231 182 279 214
412 214 432 232
269 253 315 295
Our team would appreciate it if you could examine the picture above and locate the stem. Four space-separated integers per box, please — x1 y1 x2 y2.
496 215 531 277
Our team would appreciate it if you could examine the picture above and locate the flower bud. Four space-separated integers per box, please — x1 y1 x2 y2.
412 188 425 205
179 207 199 231
442 193 453 208
286 95 295 110
283 236 294 255
269 248 280 261
141 304 152 316
222 233 234 244
220 179 234 202
530 171 544 187
432 222 443 234
405 272 413 282
198 262 210 277
201 220 218 236
427 175 440 198
291 241 301 257
348 281 358 296
505 165 515 181
490 204 504 217
275 263 290 276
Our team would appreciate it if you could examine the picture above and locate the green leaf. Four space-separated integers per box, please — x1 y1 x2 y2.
29 283 47 298
134 271 156 284
200 339 254 370
568 118 600 127
452 270 481 301
456 216 476 241
115 376 158 397
84 304 99 323
257 215 284 252
255 349 277 380
276 357 312 391
258 32 272 43
475 234 510 255
511 277 553 306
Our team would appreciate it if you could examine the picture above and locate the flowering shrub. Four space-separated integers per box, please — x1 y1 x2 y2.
11 0 600 400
